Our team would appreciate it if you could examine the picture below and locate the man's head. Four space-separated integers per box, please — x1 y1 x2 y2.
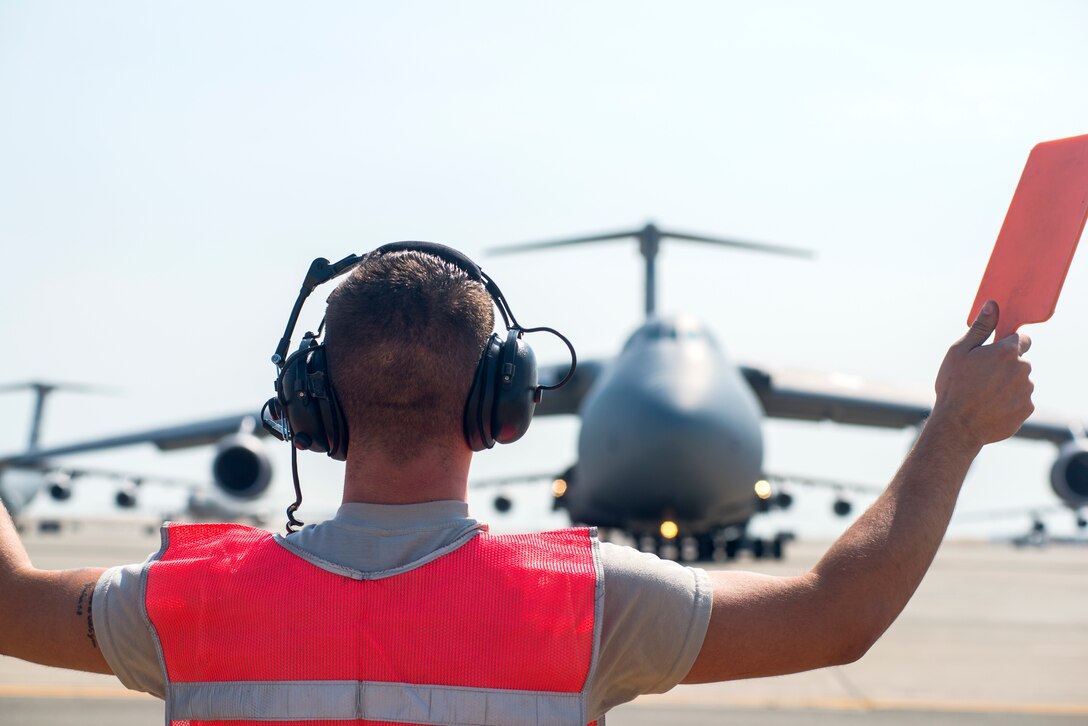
323 249 495 460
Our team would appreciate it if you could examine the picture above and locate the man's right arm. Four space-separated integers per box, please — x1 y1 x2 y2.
683 300 1035 683
0 503 112 673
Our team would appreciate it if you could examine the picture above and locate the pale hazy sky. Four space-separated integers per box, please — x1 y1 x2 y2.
2 1 1086 537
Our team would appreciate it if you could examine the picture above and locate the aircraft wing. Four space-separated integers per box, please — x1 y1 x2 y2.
739 364 1085 445
469 471 560 489
765 470 884 495
533 359 609 416
7 459 206 490
1 412 265 466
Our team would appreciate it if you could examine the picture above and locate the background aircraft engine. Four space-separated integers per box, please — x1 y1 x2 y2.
115 483 138 509
211 434 273 500
46 472 73 501
1049 440 1088 508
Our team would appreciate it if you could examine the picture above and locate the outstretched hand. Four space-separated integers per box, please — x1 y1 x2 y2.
932 300 1035 450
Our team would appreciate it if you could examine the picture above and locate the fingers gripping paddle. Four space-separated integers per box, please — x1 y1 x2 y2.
970 134 1088 340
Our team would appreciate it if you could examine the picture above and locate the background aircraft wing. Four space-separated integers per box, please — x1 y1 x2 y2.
739 364 1085 445
4 459 206 490
2 412 265 466
533 359 609 416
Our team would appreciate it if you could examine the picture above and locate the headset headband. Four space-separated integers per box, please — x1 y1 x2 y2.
270 242 523 369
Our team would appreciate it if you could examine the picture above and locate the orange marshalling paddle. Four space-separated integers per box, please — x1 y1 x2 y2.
969 134 1088 340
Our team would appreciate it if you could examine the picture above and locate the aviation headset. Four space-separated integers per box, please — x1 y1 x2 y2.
261 241 577 532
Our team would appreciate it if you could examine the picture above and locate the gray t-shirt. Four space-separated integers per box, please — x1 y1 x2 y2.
93 500 712 719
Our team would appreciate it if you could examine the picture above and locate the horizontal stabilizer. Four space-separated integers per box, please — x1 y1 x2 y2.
488 222 812 317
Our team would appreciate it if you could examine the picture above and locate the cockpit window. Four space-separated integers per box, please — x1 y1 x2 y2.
649 322 678 339
622 318 717 351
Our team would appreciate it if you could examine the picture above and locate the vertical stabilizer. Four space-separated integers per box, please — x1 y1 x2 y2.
0 382 116 451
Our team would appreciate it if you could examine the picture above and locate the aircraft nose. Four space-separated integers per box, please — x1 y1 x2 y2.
576 375 764 516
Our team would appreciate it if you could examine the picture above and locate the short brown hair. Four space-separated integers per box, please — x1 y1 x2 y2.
323 250 495 459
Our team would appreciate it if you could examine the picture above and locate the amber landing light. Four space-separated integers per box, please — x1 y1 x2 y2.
551 479 568 497
659 520 679 539
754 479 773 500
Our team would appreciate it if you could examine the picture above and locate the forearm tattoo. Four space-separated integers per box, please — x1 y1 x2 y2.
75 582 98 649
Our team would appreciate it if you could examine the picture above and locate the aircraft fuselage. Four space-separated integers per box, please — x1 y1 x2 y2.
0 467 45 516
562 315 765 537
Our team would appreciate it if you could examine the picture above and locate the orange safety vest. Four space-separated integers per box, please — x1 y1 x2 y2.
144 522 602 726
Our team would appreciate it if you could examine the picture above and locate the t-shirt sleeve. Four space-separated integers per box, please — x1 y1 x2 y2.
587 541 712 717
93 560 166 699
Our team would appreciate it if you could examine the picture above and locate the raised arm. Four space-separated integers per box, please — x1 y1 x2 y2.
684 301 1034 682
0 504 112 673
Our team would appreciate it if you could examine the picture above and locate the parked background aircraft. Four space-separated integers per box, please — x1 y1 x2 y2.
0 382 275 526
2 3 1087 545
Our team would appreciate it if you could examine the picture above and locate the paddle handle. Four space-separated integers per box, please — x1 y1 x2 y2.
994 319 1019 342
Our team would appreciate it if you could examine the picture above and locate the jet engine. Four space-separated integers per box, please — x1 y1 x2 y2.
211 434 273 501
115 483 139 508
1050 440 1088 508
46 472 73 501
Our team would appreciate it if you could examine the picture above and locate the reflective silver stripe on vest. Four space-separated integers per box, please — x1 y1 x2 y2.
169 679 586 725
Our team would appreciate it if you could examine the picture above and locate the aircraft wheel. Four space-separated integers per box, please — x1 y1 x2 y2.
770 536 785 560
696 534 715 562
751 538 765 559
656 536 680 561
38 520 62 534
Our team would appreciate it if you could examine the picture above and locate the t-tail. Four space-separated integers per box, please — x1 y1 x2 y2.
0 382 116 515
487 221 813 318
0 381 117 452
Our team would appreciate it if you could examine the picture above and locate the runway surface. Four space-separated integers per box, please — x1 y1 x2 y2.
3 520 1086 725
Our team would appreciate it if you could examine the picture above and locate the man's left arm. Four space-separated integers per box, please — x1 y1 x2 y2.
0 503 112 673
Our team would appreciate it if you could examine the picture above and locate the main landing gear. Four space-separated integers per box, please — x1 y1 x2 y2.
629 529 793 563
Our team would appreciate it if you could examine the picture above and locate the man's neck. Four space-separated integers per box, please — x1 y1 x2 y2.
341 441 473 505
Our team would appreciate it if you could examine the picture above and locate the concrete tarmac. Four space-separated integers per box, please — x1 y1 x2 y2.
3 520 1086 726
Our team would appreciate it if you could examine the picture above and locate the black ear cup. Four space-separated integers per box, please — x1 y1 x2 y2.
275 337 349 460
464 333 502 451
493 329 538 445
463 329 538 451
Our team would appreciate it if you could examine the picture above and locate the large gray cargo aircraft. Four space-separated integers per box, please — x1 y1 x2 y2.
486 223 1088 558
2 225 1086 557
